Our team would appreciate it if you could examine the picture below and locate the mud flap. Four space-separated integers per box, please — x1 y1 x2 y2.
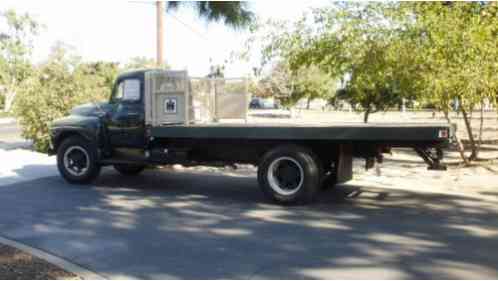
336 144 353 183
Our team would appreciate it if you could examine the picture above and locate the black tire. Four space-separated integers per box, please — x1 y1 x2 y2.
113 164 146 175
258 145 322 205
56 136 101 184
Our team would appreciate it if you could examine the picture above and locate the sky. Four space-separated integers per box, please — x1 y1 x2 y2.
0 0 329 77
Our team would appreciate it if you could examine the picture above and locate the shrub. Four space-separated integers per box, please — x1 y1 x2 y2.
14 55 118 152
0 92 4 110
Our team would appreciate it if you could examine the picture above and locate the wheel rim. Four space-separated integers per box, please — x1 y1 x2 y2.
63 146 90 176
267 157 304 196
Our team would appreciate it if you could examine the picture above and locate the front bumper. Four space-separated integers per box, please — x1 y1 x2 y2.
47 129 57 155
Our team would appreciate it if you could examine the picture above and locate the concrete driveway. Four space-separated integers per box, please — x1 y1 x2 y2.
1 159 498 279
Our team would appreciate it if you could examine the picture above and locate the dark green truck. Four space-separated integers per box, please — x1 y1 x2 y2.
49 69 454 205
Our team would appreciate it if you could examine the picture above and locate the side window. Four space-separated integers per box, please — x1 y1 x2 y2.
114 79 140 102
123 79 141 101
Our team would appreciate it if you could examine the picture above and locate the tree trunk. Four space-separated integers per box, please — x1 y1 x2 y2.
4 91 16 112
476 101 484 160
444 110 469 165
443 109 448 120
363 108 370 123
459 101 477 161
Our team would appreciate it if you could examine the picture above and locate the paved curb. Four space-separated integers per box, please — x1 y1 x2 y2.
0 235 106 280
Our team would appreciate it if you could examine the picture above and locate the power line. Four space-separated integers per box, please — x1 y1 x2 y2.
130 1 210 42
127 1 214 65
164 10 210 42
128 1 155 6
163 9 214 64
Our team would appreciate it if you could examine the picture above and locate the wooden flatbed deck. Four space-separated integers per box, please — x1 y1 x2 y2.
150 122 454 144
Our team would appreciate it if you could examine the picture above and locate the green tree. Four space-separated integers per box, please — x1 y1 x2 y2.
250 63 293 100
256 3 415 121
291 65 336 109
387 2 498 162
167 2 253 28
250 62 335 109
125 56 166 70
0 9 39 112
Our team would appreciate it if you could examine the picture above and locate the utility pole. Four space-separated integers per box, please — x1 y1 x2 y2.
156 1 164 67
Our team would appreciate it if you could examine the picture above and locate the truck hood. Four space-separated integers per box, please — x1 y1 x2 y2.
70 102 112 117
50 102 111 130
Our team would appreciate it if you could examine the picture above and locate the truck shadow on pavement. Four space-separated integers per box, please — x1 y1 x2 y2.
1 167 498 279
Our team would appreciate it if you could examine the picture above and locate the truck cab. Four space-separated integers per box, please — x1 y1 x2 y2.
51 70 148 153
49 70 152 181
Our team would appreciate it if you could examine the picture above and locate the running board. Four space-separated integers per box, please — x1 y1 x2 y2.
99 158 149 166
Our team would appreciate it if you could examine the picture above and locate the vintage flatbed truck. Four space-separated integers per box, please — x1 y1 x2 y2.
48 69 455 204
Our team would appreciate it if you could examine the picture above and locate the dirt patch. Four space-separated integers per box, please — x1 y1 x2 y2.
0 243 79 280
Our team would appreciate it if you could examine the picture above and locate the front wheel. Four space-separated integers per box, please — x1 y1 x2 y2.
258 145 322 205
57 136 101 184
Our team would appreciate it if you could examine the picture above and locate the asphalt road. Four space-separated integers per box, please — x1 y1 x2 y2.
0 167 497 279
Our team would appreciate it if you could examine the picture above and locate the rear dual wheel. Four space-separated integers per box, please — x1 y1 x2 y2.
258 145 322 205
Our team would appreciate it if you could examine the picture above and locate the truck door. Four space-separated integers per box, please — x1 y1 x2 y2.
108 77 145 149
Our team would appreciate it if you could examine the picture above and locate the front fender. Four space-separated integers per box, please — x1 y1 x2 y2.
49 115 103 155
